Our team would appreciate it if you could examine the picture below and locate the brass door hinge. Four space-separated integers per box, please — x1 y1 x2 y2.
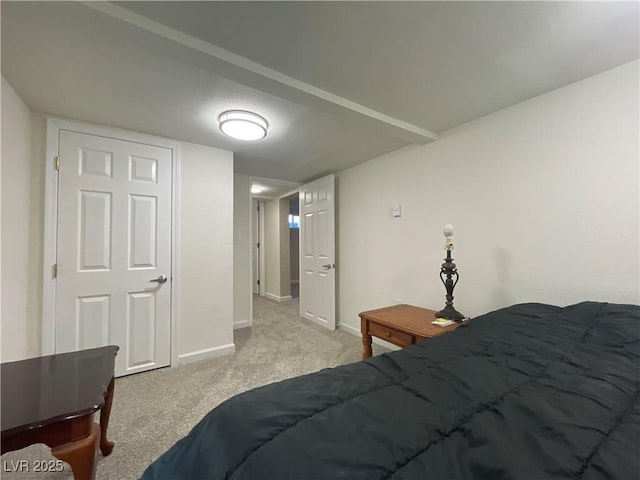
52 263 58 278
54 156 60 170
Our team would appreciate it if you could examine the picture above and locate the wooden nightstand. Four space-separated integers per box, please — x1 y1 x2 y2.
359 304 463 359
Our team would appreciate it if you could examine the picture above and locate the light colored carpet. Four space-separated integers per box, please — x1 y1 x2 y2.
2 296 385 479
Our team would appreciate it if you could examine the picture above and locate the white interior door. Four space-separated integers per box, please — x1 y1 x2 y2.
252 199 260 295
299 174 335 329
55 130 172 377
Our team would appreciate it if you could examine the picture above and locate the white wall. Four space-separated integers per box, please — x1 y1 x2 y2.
264 197 292 300
338 60 640 332
279 198 291 296
264 199 280 299
233 174 251 328
177 141 235 361
1 76 41 362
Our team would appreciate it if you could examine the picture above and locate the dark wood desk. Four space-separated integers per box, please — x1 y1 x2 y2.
1 346 118 480
360 304 462 359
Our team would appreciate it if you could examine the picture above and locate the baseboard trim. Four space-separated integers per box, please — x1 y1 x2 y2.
338 323 400 351
233 320 251 330
265 292 293 303
338 322 361 336
178 343 235 365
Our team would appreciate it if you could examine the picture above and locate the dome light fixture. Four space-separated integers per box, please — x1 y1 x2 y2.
218 110 268 141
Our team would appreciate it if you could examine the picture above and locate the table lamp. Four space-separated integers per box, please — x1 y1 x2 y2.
435 224 466 322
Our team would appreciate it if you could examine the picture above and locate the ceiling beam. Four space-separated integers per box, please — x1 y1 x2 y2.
83 1 437 145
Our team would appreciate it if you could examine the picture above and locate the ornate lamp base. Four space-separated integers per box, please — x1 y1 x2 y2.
437 244 465 322
435 305 466 322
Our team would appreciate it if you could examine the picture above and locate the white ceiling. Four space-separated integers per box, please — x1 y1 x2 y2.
251 177 299 201
2 1 638 183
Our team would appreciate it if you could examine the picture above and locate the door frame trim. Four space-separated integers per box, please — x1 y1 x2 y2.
41 117 181 370
258 200 266 297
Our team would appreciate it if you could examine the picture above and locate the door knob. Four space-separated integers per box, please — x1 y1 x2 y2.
322 264 334 270
150 275 168 284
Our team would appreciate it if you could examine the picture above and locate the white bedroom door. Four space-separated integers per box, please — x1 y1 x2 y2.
252 199 260 295
55 130 172 377
299 174 336 330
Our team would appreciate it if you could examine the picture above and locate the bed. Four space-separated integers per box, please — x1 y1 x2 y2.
141 301 639 479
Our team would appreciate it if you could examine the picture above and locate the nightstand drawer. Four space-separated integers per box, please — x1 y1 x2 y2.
369 323 413 347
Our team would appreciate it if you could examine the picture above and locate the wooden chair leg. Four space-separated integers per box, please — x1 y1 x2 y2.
52 423 100 480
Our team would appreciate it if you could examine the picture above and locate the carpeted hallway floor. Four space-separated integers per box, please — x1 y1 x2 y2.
3 296 384 479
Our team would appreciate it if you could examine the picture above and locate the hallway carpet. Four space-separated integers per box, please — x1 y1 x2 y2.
3 296 385 480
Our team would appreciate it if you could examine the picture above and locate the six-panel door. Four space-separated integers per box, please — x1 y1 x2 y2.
299 174 336 330
55 130 172 377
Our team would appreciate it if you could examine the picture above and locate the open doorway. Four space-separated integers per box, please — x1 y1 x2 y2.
252 198 264 296
244 174 336 330
249 177 300 308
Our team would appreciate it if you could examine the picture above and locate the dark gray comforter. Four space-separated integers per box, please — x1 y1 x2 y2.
142 302 640 479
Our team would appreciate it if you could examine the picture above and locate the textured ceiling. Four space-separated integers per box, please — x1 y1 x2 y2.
2 1 638 182
122 1 639 132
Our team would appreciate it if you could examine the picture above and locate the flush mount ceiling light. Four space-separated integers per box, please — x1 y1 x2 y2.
218 110 268 141
251 186 263 194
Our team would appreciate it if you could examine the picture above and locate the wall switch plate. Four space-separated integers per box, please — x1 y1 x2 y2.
392 203 402 217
